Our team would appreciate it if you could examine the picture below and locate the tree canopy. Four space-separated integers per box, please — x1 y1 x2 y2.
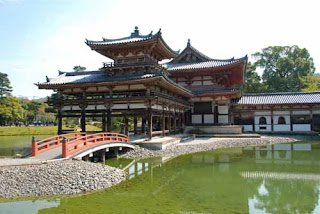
0 72 12 98
252 45 315 93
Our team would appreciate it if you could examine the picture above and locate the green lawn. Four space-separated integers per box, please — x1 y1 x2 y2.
0 125 101 136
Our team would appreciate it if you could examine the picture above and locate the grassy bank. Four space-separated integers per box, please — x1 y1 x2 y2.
0 125 101 136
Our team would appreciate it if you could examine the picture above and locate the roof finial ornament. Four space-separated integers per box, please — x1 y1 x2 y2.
187 38 191 47
131 26 140 37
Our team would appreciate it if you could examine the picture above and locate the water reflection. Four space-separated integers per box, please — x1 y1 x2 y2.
2 141 320 213
0 199 60 214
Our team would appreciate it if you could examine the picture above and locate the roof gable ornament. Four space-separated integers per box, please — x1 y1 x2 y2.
187 38 191 47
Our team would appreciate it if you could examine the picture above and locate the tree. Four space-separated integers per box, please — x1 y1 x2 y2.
243 62 266 93
0 72 12 98
73 65 86 72
253 46 315 92
0 96 25 125
301 75 320 92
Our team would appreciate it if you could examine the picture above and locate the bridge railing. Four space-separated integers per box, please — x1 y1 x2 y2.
62 132 130 158
31 133 87 156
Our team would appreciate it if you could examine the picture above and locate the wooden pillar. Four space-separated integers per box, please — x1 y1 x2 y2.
107 109 112 132
178 112 182 133
57 106 63 135
134 117 138 135
148 109 153 140
214 105 219 124
125 117 129 136
182 111 185 131
102 111 106 132
142 117 146 134
162 110 165 137
271 107 274 131
290 110 293 131
173 110 177 134
81 104 86 132
167 112 171 134
228 103 231 125
310 107 314 131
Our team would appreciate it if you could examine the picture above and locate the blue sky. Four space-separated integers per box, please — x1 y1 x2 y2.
0 0 319 98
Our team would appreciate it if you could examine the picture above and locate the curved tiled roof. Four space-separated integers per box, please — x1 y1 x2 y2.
37 71 192 95
166 56 247 71
235 92 320 105
86 30 161 46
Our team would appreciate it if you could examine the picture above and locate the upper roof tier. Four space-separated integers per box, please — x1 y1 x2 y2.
85 27 179 60
166 40 247 71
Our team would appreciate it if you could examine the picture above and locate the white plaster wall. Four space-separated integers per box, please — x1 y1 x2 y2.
96 105 106 110
192 115 202 124
254 111 271 116
62 106 71 111
73 88 82 92
218 115 228 124
129 103 146 109
203 81 212 85
86 105 96 110
273 111 290 115
218 105 228 114
203 114 214 124
130 84 145 90
254 116 271 125
312 110 320 114
203 76 211 80
72 106 81 111
255 125 272 131
178 82 187 86
243 125 253 132
192 76 202 81
273 115 290 124
292 110 310 115
191 81 202 86
114 85 129 91
86 87 97 92
273 125 291 131
111 104 128 110
292 124 311 131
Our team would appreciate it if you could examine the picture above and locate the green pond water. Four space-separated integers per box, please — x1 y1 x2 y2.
0 135 51 156
1 140 320 213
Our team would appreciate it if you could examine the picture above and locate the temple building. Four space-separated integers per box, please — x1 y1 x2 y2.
37 27 320 138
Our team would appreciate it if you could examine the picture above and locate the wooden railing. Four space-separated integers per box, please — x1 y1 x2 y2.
31 133 86 156
62 133 130 158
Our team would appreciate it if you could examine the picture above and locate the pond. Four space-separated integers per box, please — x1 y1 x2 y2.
1 141 320 213
0 135 51 156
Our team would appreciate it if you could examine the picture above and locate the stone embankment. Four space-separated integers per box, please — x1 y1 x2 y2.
0 160 126 198
121 135 318 159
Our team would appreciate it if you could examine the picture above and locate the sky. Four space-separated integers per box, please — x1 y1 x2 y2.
0 0 319 99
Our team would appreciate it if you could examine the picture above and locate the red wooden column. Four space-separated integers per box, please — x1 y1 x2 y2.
57 106 63 135
107 109 112 132
102 110 106 132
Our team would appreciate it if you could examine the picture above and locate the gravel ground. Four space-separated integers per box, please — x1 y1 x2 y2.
120 135 319 159
0 160 126 198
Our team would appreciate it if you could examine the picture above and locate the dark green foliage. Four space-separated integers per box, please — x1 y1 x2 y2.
0 72 12 98
73 65 86 72
243 62 266 93
252 46 315 92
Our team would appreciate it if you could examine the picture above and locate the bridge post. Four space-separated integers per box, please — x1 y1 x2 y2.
31 136 36 156
62 136 67 158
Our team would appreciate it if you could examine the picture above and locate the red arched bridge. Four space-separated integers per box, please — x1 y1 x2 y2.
31 132 133 160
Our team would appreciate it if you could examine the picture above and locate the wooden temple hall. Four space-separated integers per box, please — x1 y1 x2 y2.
37 27 320 138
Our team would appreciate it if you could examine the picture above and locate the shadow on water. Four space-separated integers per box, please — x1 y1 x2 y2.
1 141 320 214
